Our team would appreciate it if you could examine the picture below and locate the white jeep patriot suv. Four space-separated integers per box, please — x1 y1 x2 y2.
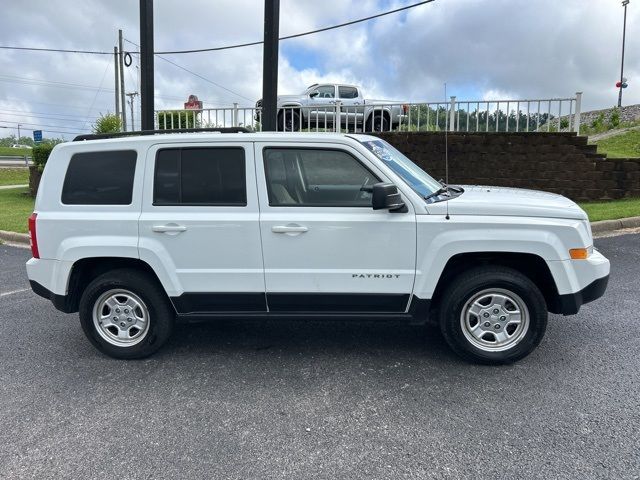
26 129 610 364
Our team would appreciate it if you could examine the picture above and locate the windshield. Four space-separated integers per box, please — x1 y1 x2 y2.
359 139 442 197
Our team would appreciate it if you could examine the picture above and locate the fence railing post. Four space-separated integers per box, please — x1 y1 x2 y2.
449 96 456 131
233 103 239 127
335 101 342 133
574 92 582 135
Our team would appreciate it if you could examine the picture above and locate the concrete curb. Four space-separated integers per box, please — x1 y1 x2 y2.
1 216 639 247
590 215 640 234
0 230 29 245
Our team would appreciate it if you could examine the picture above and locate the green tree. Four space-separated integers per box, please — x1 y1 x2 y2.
92 113 122 134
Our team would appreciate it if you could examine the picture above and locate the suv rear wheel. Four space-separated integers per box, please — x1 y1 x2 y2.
79 269 174 359
438 266 547 364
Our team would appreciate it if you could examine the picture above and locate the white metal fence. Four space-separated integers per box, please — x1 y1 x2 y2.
155 92 583 135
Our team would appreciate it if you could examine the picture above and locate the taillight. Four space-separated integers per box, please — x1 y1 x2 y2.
28 213 39 259
402 104 409 114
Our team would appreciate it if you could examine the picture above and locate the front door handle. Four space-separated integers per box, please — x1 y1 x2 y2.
272 225 308 234
152 224 187 234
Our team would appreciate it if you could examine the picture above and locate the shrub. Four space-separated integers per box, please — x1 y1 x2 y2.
560 118 569 129
92 113 122 134
157 111 201 130
608 108 620 128
32 142 56 172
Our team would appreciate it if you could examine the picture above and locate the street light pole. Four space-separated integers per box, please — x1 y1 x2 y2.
618 0 630 108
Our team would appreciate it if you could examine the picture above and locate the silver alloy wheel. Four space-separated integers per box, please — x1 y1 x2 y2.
460 288 530 352
92 289 150 347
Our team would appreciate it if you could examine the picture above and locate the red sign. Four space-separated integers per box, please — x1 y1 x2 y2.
184 94 203 110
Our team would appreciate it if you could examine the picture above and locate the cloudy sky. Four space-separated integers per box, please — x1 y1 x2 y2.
0 0 638 139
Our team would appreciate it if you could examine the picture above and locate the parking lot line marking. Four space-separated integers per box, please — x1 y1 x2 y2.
0 288 30 297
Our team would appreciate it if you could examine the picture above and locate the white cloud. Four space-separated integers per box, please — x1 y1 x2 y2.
0 0 638 138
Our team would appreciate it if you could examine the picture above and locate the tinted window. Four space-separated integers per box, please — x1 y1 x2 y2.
61 150 137 205
154 147 246 206
338 86 358 99
264 148 378 207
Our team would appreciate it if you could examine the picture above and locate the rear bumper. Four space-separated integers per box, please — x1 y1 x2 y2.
29 280 74 313
554 274 609 315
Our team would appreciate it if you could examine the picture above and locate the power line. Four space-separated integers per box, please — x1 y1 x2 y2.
0 121 90 133
0 111 101 123
0 45 113 55
0 0 435 56
156 0 436 54
81 56 112 131
0 74 212 104
125 38 253 103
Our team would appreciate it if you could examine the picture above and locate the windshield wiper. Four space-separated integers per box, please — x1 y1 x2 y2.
424 184 465 201
424 187 449 200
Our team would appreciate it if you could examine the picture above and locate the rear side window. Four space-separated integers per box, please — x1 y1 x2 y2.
338 86 358 99
61 150 137 205
153 147 246 206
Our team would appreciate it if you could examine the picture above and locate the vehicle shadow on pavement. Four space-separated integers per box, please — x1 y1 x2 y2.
157 319 463 364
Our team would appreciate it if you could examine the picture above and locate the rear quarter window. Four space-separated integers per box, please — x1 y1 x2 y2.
61 150 137 205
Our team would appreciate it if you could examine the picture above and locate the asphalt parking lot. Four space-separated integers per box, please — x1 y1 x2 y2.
1 233 639 479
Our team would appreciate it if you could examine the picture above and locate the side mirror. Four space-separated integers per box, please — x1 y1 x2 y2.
371 183 406 212
309 91 319 98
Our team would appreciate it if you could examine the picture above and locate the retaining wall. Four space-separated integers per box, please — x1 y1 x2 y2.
379 132 640 201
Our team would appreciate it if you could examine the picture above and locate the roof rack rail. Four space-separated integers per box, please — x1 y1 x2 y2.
72 127 250 142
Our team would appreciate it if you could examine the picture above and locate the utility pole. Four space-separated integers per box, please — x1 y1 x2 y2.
17 123 21 141
139 0 155 130
618 0 630 108
114 46 120 121
118 30 127 131
126 92 139 131
261 0 280 131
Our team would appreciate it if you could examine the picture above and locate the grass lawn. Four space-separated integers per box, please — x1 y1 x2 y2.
0 187 33 234
592 129 640 158
0 146 32 157
0 168 29 186
578 198 640 222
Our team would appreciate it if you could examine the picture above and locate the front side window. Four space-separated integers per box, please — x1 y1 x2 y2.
61 150 137 205
310 85 335 99
264 148 379 207
154 147 246 206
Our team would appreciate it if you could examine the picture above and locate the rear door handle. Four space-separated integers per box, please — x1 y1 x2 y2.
152 224 187 234
272 225 308 234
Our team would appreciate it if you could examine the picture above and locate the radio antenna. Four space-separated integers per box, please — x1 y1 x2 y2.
444 82 450 220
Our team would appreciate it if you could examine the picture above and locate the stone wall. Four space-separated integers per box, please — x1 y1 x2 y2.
378 132 640 201
578 104 640 129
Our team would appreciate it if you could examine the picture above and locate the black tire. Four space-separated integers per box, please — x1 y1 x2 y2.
438 266 548 365
368 114 389 132
79 268 175 359
277 110 300 131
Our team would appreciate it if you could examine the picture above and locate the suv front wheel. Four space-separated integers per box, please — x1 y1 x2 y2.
79 269 175 359
438 266 548 364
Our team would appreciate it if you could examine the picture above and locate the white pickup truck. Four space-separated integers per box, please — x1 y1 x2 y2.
26 130 609 363
256 84 408 132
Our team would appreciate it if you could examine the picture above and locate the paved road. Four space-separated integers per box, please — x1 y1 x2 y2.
0 157 31 168
1 234 639 479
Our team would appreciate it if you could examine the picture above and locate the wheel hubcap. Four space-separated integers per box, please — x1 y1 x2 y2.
92 289 150 347
460 288 530 352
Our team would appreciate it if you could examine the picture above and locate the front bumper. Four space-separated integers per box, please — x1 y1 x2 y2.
553 274 609 315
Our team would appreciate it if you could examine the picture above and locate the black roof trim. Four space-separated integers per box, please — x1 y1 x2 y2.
73 127 250 142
